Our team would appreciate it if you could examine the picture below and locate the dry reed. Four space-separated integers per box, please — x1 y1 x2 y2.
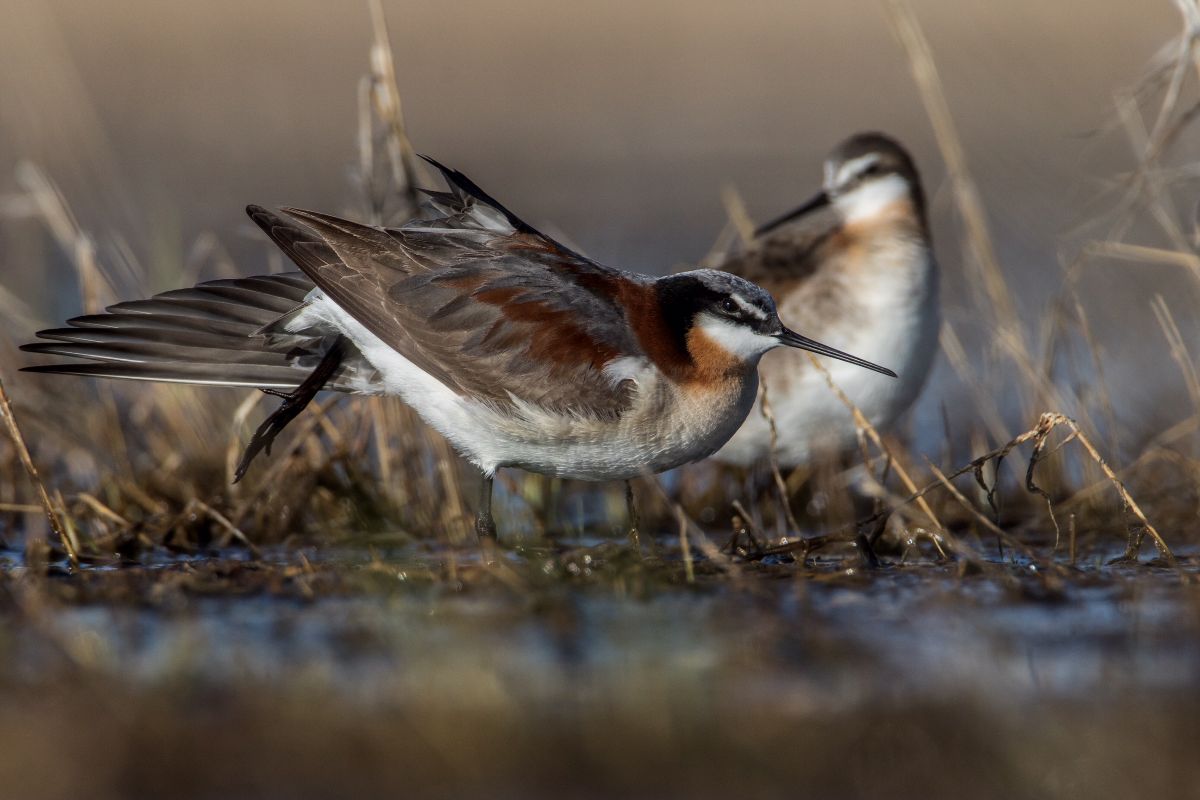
0 1 1195 575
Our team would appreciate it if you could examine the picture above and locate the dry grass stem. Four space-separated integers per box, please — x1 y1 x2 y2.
0 0 1191 579
1086 240 1200 278
190 499 261 558
729 499 765 555
882 0 1024 362
76 492 129 527
366 0 426 216
923 460 1047 570
806 353 944 536
758 383 803 536
0 375 77 569
1151 295 1200 411
1060 416 1175 563
676 504 695 584
720 184 756 245
938 322 1011 443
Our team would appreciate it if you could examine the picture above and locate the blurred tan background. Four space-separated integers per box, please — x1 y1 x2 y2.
0 0 1192 445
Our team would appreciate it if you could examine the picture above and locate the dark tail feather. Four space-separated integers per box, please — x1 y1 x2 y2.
21 361 322 389
415 154 542 236
22 272 371 482
19 272 360 392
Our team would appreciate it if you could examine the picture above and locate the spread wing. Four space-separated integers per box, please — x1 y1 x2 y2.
248 159 646 418
720 200 842 292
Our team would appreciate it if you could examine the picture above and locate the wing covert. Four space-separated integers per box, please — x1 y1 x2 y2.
247 164 646 418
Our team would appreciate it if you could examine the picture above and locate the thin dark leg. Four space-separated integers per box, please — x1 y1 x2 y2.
854 483 887 568
234 336 346 483
856 493 888 568
865 512 890 547
476 473 497 541
855 532 882 569
625 480 641 551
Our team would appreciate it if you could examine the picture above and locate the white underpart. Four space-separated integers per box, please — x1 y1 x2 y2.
833 174 909 224
715 242 940 468
696 314 778 360
293 292 759 480
715 152 937 468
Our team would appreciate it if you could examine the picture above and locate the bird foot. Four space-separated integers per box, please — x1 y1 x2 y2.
475 511 497 542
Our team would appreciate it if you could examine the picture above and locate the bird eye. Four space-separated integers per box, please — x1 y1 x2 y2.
720 297 739 316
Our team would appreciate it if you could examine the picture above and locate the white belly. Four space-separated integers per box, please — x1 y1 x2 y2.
715 249 939 467
302 294 759 480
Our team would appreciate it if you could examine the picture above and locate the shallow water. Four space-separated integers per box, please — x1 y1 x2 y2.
20 547 1200 707
0 540 1196 799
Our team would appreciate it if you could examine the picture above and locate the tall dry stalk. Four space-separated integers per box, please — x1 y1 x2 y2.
0 374 77 569
881 0 1041 421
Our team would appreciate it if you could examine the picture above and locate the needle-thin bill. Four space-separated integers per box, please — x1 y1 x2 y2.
754 190 830 236
776 327 897 377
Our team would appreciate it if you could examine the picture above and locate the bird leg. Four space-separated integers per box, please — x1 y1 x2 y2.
855 494 890 568
233 336 346 483
476 473 498 542
855 531 882 569
625 480 641 551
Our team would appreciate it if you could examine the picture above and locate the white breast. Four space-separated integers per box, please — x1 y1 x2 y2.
300 293 759 480
714 243 939 468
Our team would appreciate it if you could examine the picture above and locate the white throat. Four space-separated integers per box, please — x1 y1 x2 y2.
833 174 909 225
696 314 778 361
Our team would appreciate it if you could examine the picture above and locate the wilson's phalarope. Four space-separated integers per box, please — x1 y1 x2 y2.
714 133 940 468
23 157 895 539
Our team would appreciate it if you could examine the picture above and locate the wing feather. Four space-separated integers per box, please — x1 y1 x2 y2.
246 163 645 417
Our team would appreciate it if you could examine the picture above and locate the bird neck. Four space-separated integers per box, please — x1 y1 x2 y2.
839 194 927 246
683 325 759 384
620 280 756 385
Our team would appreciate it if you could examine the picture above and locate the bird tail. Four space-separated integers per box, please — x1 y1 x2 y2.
20 272 358 391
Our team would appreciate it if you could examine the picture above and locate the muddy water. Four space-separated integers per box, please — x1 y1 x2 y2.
0 542 1195 799
20 549 1200 705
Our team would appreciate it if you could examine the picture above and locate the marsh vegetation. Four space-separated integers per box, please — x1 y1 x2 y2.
1 1 1200 798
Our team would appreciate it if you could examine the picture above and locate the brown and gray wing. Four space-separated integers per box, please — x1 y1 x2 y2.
722 202 842 291
248 206 644 418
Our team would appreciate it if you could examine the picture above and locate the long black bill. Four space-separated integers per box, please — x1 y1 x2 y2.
754 190 831 236
777 327 897 378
